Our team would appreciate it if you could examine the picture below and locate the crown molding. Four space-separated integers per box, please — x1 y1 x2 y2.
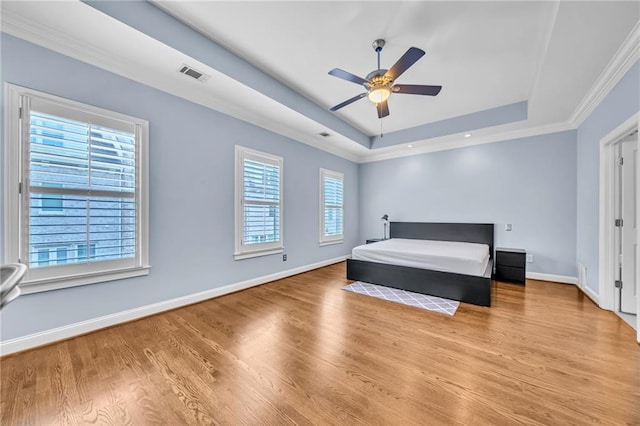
1 7 120 75
569 20 640 127
359 121 575 163
361 19 639 164
2 4 636 166
0 5 364 163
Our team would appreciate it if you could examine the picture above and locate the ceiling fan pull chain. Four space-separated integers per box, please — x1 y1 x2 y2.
380 119 383 138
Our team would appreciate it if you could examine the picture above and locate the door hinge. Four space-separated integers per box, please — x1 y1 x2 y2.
615 218 623 227
18 182 22 194
617 157 624 166
615 280 623 288
18 107 23 119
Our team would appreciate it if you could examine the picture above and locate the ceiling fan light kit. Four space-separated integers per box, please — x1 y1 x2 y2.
367 86 391 103
328 39 442 119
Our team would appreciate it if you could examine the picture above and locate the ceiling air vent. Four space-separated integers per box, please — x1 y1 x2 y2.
178 64 210 82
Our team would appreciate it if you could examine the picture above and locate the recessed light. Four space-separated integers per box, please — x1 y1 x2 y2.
407 144 413 148
464 133 472 138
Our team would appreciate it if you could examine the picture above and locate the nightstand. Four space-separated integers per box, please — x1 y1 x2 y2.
495 248 526 285
366 239 383 244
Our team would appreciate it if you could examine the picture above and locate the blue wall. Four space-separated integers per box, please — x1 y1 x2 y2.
0 34 359 340
576 60 640 295
1 28 637 344
359 131 578 277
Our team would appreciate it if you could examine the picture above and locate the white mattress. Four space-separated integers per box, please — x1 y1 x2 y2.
352 238 490 277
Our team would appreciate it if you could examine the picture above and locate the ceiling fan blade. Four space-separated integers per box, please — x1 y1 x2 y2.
384 47 425 81
393 84 442 96
329 93 367 111
328 68 369 86
376 100 389 118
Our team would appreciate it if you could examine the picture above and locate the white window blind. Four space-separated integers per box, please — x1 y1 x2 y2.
235 146 283 259
3 84 149 293
319 169 344 244
28 111 136 267
243 159 280 245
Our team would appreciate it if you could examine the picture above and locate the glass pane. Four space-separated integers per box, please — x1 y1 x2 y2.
90 126 135 193
324 207 343 236
324 176 343 206
323 174 343 237
28 194 135 267
89 197 136 261
28 111 137 268
29 111 135 193
244 160 279 202
243 204 279 245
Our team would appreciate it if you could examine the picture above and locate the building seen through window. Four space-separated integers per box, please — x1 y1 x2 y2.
29 111 136 268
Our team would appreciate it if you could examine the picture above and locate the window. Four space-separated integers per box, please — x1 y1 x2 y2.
40 183 63 213
32 245 72 267
56 247 68 264
41 194 63 212
77 243 97 262
235 146 283 260
3 84 149 293
319 168 344 245
37 249 51 267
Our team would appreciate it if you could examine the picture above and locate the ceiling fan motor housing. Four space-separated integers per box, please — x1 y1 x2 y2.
372 39 385 52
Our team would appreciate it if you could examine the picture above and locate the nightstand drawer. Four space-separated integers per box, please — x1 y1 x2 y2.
495 265 526 284
496 251 525 268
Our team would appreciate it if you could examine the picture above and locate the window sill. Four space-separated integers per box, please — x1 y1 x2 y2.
19 266 151 295
234 248 283 260
319 239 344 247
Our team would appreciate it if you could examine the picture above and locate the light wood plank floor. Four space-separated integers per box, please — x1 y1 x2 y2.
1 262 639 425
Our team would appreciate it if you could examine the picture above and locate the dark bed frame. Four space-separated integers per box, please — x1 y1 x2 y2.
346 222 494 306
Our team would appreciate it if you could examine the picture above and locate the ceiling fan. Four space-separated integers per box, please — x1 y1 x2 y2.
328 39 442 119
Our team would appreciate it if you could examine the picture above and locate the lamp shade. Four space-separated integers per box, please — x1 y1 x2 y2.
368 87 391 104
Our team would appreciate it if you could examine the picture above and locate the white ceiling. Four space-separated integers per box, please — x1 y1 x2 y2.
155 1 559 135
2 1 639 162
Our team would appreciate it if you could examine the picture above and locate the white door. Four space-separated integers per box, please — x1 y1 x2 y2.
619 137 638 314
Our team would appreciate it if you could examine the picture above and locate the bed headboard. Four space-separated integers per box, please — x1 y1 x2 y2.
389 222 495 258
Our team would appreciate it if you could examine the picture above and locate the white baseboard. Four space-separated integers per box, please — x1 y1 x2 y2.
526 271 601 305
0 255 349 356
526 272 578 285
580 284 600 305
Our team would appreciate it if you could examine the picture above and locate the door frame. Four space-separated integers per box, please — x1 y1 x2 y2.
598 112 639 341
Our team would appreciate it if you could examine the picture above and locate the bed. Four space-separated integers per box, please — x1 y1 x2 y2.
346 222 494 306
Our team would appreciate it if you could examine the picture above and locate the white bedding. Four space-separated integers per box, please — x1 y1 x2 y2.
352 238 490 277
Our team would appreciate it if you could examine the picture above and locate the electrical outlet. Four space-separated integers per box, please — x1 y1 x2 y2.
505 224 512 231
283 254 287 261
526 254 533 263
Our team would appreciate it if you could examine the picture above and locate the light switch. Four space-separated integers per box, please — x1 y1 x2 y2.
505 224 512 231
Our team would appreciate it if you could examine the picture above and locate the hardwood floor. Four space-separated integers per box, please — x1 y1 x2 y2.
1 262 639 425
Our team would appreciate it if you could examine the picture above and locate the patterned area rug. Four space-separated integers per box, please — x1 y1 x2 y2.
343 281 460 316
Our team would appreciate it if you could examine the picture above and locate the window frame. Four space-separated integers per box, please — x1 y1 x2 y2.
234 145 284 260
3 83 150 294
319 168 344 246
